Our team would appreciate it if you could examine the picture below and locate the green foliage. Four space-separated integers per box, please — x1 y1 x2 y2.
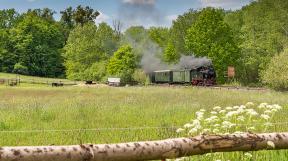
132 69 148 85
121 26 155 64
163 41 179 63
7 13 65 77
185 8 240 83
124 26 147 44
60 5 99 27
64 22 117 80
224 0 288 84
262 49 288 90
107 45 136 83
0 29 10 72
26 8 56 22
170 9 200 54
148 27 170 48
0 9 19 29
83 61 107 81
13 63 28 75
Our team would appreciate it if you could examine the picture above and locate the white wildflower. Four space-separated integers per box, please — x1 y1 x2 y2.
210 116 218 120
267 141 275 148
214 124 220 127
205 153 212 156
272 104 282 110
260 114 270 120
202 128 211 133
237 116 245 122
226 106 233 110
196 111 204 120
246 102 254 107
226 111 238 118
219 110 226 114
240 105 246 109
246 109 258 116
234 131 244 134
176 128 185 133
184 123 193 128
236 108 245 114
210 111 218 115
266 105 273 109
205 117 213 123
271 108 278 112
258 103 268 109
175 157 186 161
233 106 240 109
200 109 206 112
244 152 253 158
264 110 272 114
188 128 198 135
213 106 221 111
222 121 235 129
205 116 218 123
212 128 219 134
191 119 201 129
247 126 255 130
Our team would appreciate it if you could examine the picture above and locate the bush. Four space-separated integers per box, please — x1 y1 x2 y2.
132 69 148 85
262 49 288 90
83 61 106 81
13 63 28 75
107 45 136 84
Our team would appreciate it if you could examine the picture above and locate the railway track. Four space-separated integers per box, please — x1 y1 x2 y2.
151 83 268 91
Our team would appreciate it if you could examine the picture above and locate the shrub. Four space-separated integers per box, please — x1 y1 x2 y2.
107 45 136 84
262 49 288 90
13 63 28 75
83 61 106 81
132 69 148 85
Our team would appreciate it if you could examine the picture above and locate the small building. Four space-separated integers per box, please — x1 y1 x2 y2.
107 77 121 86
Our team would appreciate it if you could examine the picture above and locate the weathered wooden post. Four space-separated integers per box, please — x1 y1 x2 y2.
0 132 288 161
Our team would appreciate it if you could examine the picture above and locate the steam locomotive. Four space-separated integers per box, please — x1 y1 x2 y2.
150 66 216 86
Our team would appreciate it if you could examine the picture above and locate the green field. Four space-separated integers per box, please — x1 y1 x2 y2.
0 72 77 85
0 83 288 160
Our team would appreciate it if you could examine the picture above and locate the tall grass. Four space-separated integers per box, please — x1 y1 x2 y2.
0 72 77 84
0 85 288 160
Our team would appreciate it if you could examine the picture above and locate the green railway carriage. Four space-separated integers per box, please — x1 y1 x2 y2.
154 70 173 83
172 70 191 83
151 66 216 86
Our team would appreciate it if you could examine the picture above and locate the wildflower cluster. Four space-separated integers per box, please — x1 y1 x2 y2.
176 102 282 136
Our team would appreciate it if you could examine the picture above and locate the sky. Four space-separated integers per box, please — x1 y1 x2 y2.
0 0 253 29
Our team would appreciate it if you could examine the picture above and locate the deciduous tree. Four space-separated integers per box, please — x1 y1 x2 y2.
64 22 117 80
9 13 65 77
107 45 136 83
185 8 240 83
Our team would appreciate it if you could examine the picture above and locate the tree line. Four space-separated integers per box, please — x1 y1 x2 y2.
0 0 288 89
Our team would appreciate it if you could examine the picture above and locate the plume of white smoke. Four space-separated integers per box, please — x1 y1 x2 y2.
177 55 212 69
140 41 212 73
119 0 164 28
140 42 171 73
122 25 212 73
123 0 156 5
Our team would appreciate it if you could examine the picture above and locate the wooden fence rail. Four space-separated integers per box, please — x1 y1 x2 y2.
1 132 288 161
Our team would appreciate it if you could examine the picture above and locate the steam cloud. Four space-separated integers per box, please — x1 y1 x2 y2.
119 0 164 28
140 40 212 73
123 0 156 5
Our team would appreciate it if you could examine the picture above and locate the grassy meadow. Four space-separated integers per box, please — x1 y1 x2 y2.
0 72 77 85
0 83 288 160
